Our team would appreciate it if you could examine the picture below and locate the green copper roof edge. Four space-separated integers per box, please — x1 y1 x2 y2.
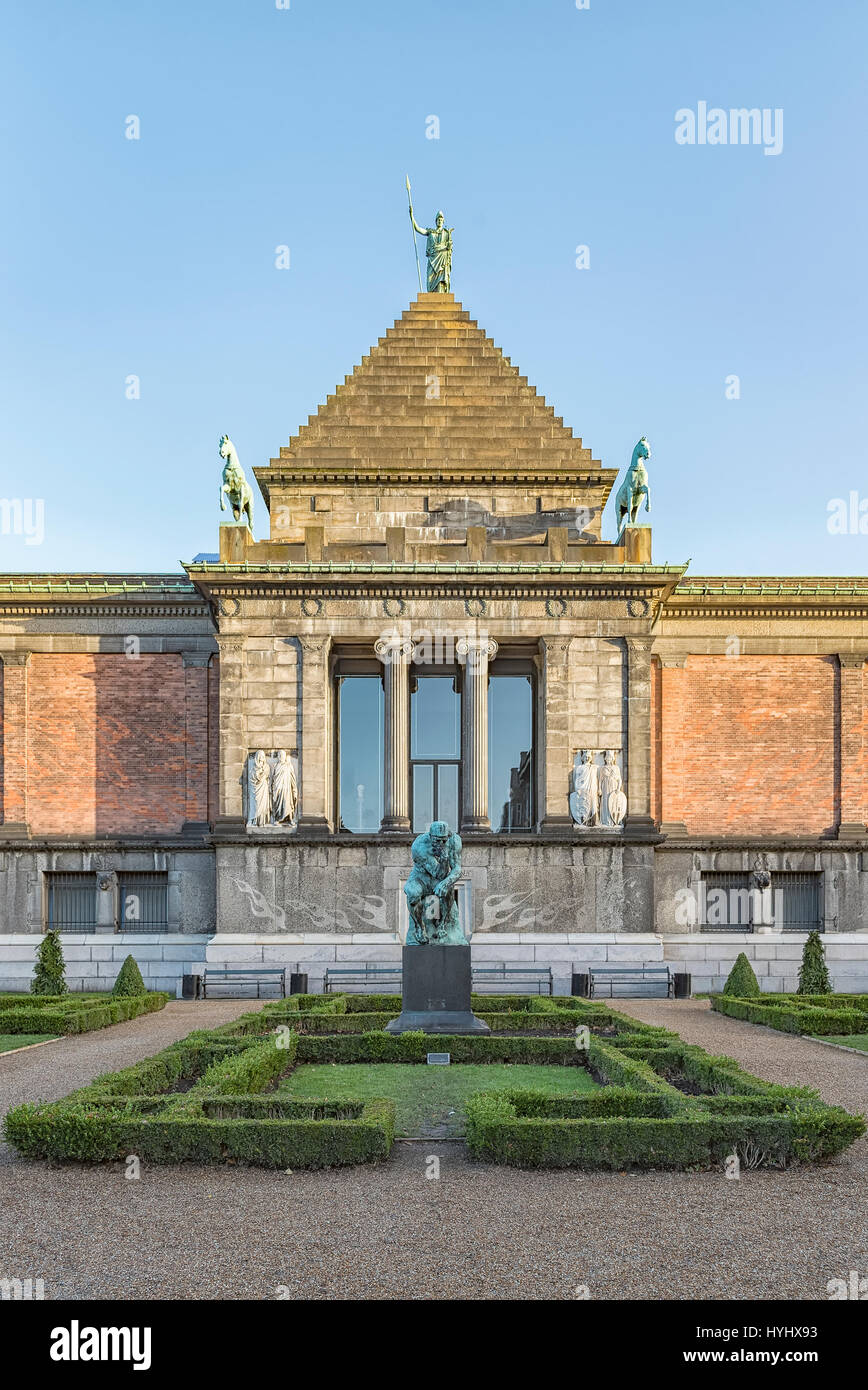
181 560 688 576
674 584 868 596
0 579 198 595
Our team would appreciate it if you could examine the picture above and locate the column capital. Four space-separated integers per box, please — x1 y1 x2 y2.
374 634 416 664
541 635 572 663
624 636 655 658
181 652 212 668
456 636 498 667
839 653 868 668
215 636 245 657
297 635 330 661
0 650 32 667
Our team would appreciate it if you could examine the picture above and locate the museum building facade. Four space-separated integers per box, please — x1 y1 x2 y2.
1 294 867 994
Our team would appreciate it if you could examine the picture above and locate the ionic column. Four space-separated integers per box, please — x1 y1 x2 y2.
624 637 656 834
838 653 867 838
0 650 31 838
297 635 332 836
457 635 498 833
214 636 246 829
375 634 414 832
181 652 211 834
539 636 572 833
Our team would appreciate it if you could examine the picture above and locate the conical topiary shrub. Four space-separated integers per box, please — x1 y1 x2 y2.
31 929 67 996
112 954 146 998
797 931 832 995
722 951 761 997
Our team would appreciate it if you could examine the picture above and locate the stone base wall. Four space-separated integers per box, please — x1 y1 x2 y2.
1 838 866 997
0 846 215 934
1 931 866 998
0 933 209 995
215 839 656 936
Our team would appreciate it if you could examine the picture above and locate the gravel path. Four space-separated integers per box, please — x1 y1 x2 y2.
0 998 865 1300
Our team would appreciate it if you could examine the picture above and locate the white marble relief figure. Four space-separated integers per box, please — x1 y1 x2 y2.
270 749 298 824
599 750 627 827
249 750 271 826
569 749 599 827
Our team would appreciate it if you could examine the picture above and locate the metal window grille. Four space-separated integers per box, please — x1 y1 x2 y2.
46 873 99 931
772 872 823 932
118 873 169 932
699 872 752 931
700 870 823 933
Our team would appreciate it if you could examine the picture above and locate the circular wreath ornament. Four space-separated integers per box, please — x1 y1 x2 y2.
218 596 241 618
465 597 487 617
545 597 567 619
301 596 323 617
626 596 650 619
383 597 405 617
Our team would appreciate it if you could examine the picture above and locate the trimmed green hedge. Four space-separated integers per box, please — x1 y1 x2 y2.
0 992 170 1035
5 992 864 1172
465 1092 863 1169
2 1029 394 1169
4 1098 395 1168
711 993 868 1036
295 1031 584 1065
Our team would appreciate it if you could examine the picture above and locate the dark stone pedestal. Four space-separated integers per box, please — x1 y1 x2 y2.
385 945 490 1035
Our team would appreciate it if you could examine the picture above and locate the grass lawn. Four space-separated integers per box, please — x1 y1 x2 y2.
816 1035 868 1052
0 1034 58 1054
280 1063 597 1137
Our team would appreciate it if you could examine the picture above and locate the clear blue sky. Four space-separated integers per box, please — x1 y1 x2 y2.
2 0 866 575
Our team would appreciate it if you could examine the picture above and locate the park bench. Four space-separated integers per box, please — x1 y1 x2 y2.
471 964 553 996
587 964 673 999
323 965 402 994
201 967 286 999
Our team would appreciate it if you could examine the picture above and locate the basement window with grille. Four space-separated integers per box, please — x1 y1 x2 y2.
699 871 823 932
118 873 169 932
46 873 99 931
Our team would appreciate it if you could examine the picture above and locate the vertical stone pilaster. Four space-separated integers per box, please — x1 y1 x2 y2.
182 653 211 834
539 636 572 833
214 636 246 829
457 636 498 832
297 635 332 836
375 635 414 832
838 653 867 838
624 637 656 835
0 651 31 838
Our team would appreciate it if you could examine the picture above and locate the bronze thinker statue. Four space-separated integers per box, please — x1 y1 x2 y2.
403 821 465 944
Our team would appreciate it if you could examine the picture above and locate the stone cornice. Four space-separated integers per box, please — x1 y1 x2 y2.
255 466 619 504
184 560 687 609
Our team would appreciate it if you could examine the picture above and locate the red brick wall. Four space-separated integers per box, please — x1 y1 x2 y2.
653 655 838 836
25 655 192 835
